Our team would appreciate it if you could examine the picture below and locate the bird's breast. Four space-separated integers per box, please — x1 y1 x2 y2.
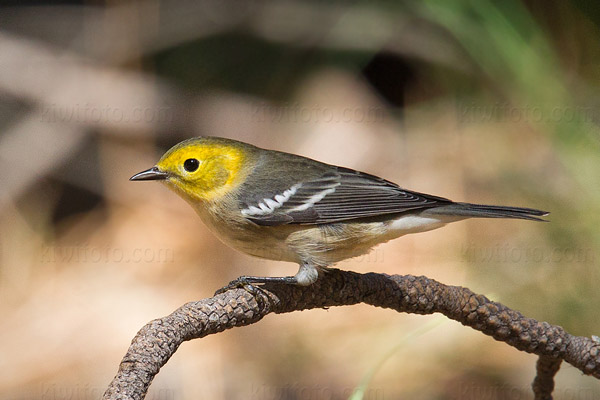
192 200 302 263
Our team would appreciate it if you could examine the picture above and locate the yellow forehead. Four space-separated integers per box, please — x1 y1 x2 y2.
156 141 248 200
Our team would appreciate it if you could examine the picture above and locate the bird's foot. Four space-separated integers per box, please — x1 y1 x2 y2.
214 275 298 296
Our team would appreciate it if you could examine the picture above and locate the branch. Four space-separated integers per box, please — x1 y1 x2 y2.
103 269 600 399
532 356 562 400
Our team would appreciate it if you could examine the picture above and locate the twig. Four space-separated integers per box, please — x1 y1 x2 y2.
103 269 600 399
532 356 562 400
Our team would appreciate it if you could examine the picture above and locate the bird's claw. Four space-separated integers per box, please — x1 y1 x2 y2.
214 277 266 297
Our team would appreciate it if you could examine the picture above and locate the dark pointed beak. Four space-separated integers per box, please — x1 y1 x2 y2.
130 167 169 181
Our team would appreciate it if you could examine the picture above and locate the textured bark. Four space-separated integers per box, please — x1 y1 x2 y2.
532 356 562 400
103 269 600 399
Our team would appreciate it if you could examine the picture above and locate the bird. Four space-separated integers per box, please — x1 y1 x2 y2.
130 136 547 290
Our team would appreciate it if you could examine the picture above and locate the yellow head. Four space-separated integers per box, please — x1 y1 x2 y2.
130 137 255 202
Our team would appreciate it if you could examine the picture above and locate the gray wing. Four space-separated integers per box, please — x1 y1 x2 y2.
240 166 453 226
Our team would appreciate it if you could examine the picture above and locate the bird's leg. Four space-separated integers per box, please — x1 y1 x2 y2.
213 275 297 296
214 263 319 295
294 263 319 286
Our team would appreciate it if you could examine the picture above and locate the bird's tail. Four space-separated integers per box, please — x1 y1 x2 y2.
425 202 549 221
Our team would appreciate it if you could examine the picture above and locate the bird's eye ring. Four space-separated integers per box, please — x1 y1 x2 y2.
183 158 200 172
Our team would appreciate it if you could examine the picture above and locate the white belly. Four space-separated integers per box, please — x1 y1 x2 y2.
196 200 459 267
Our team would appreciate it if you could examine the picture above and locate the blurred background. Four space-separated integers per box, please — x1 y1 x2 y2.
1 0 600 399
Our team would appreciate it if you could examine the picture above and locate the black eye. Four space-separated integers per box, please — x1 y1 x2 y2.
183 158 199 172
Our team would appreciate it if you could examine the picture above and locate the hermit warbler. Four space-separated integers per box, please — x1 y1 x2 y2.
131 137 547 288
